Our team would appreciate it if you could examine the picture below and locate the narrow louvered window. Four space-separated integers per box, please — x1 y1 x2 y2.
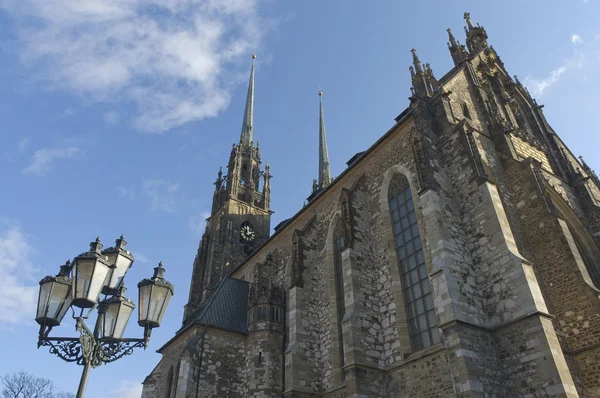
388 175 439 351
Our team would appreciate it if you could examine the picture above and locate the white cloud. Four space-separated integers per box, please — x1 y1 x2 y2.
62 107 75 117
23 146 82 176
109 380 142 398
1 0 270 133
18 138 30 152
117 185 136 201
142 179 180 213
572 34 584 45
104 110 120 125
523 51 585 97
133 252 149 263
189 211 211 235
0 224 38 328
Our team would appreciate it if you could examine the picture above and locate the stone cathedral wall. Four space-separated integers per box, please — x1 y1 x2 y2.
232 117 462 397
143 24 600 396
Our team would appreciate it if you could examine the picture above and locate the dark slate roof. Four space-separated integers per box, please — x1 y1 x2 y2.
346 151 365 166
192 277 250 334
274 218 291 232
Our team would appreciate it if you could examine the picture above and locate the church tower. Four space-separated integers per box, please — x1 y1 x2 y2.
183 55 272 322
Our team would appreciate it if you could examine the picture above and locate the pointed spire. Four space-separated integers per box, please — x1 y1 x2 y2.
447 28 458 48
447 27 468 66
464 12 474 30
318 91 332 189
240 54 256 147
410 50 438 98
410 49 423 73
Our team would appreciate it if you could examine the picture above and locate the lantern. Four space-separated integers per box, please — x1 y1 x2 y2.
138 262 174 329
36 261 73 327
71 238 112 308
102 286 135 339
102 235 134 295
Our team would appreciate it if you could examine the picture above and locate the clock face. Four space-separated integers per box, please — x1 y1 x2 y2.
240 224 256 242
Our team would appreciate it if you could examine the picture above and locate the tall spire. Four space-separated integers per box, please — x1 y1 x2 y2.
447 28 468 66
411 48 423 74
318 91 332 188
240 54 256 146
409 49 438 99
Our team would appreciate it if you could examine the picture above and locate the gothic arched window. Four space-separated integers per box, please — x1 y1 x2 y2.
333 219 346 378
388 174 439 352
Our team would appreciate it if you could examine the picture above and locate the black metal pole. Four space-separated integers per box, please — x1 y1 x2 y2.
75 303 106 398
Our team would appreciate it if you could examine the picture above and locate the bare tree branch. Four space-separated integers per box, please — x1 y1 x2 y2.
1 372 74 398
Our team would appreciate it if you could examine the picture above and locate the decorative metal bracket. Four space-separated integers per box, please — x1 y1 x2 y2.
38 318 149 368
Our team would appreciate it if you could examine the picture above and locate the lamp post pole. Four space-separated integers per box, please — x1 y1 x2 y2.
75 302 104 398
35 237 174 398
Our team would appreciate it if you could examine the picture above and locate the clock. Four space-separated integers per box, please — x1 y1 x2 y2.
240 224 256 242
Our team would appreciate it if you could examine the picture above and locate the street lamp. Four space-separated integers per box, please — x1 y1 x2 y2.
35 237 174 398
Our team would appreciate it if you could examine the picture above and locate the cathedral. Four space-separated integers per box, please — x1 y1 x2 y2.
141 13 600 397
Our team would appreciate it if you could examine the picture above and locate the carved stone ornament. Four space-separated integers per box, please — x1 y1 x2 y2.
290 230 304 288
250 254 285 306
411 128 431 193
340 188 354 248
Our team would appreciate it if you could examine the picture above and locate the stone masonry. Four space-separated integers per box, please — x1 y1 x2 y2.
142 12 600 398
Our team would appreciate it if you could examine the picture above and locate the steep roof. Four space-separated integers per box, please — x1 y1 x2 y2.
190 276 250 334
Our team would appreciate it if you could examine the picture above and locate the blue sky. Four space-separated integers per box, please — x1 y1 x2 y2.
0 1 599 396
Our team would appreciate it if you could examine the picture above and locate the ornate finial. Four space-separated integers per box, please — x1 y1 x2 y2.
447 28 458 48
58 260 72 276
410 48 422 73
252 53 257 59
90 237 103 254
116 235 127 249
152 261 166 280
464 12 473 29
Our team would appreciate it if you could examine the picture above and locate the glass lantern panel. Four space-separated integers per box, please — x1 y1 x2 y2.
111 255 133 289
74 259 94 299
47 283 70 321
157 291 172 325
138 284 152 322
37 281 53 319
148 286 168 324
114 304 134 339
105 254 133 290
56 291 73 323
87 261 110 303
104 303 120 338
